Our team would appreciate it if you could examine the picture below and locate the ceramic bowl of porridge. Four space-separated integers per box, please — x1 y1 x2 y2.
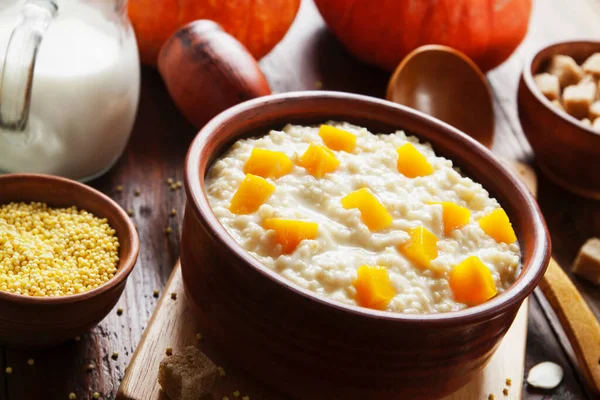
182 91 550 399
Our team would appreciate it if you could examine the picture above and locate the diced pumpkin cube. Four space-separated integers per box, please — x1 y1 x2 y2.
353 265 395 310
396 143 433 178
243 148 293 179
449 256 498 306
398 226 438 269
297 143 340 178
478 208 517 244
263 218 318 254
229 174 275 214
341 188 392 231
318 125 356 152
431 202 471 235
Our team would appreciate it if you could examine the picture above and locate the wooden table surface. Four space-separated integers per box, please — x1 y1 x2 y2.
2 1 600 399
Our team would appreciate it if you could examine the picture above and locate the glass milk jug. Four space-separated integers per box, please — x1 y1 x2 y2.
0 0 140 181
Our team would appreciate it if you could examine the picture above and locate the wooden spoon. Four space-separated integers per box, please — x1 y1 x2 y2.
386 45 495 148
386 46 600 395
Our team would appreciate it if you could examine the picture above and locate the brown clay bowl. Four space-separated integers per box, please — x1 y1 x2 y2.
182 91 550 399
0 174 139 348
518 40 600 200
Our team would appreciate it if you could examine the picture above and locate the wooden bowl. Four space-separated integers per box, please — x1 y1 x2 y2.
0 174 139 348
182 91 550 399
518 40 600 199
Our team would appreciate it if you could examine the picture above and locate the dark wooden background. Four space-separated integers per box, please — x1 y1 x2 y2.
2 0 600 399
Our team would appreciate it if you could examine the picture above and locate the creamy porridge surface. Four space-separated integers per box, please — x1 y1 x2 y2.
205 122 520 314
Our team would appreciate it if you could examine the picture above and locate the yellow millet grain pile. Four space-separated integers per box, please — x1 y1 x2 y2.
0 202 119 297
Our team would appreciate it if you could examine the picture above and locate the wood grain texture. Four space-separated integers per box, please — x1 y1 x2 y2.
117 261 528 400
1 0 599 398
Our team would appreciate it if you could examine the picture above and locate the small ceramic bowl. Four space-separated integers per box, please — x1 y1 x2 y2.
182 91 550 399
518 40 600 199
0 174 139 348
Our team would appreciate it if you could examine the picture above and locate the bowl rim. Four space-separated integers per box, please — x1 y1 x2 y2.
185 91 550 325
0 173 139 305
522 39 600 138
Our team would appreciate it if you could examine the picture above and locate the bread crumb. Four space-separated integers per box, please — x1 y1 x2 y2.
503 388 509 396
158 346 217 400
171 292 177 300
488 395 495 400
506 378 512 386
218 366 226 377
242 396 250 400
153 289 160 298
111 352 119 360
233 391 240 397
196 333 203 340
166 347 173 356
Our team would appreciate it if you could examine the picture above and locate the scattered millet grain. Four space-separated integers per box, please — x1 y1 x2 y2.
170 208 177 217
111 352 119 360
27 358 34 366
222 397 229 400
242 396 249 400
167 178 174 185
196 333 202 340
115 185 123 193
506 378 512 386
170 292 177 300
165 227 172 235
315 80 323 89
87 364 95 372
503 388 509 396
5 367 12 374
75 336 81 341
117 308 123 316
166 347 173 356
93 392 100 399
170 183 177 191
0 202 119 297
127 209 134 216
233 391 240 397
488 395 494 400
134 188 141 196
218 366 226 377
69 393 76 400
153 289 160 298
176 181 183 188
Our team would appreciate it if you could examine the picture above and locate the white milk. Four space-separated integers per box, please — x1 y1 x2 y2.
0 0 140 180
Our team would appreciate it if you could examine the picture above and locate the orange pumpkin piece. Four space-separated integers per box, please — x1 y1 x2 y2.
297 143 340 178
449 256 498 306
263 218 318 254
341 188 392 231
229 174 275 214
244 148 293 179
396 143 433 178
318 125 357 152
353 265 396 310
431 202 471 235
399 226 438 269
478 208 517 244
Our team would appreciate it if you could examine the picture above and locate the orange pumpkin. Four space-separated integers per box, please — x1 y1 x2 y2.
129 0 302 66
313 0 532 72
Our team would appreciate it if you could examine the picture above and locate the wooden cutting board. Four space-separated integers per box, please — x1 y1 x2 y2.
116 261 527 400
117 162 535 400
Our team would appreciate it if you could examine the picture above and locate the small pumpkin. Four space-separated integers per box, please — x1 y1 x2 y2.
313 0 532 72
129 0 301 66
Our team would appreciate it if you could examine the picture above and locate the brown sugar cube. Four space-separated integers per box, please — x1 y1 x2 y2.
589 101 600 120
582 53 600 78
158 346 217 400
551 99 565 112
593 117 600 132
548 54 584 87
533 73 560 101
562 82 596 119
573 238 600 285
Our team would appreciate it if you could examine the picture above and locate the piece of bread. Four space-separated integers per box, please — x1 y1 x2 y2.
563 81 596 119
572 238 600 285
593 117 600 132
582 53 600 79
551 99 564 112
158 346 218 400
589 101 600 120
580 118 592 127
534 73 560 101
548 54 584 87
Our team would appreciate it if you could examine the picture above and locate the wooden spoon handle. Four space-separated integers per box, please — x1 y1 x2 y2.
539 258 600 394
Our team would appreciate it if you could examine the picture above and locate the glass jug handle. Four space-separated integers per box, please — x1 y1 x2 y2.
0 0 57 132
